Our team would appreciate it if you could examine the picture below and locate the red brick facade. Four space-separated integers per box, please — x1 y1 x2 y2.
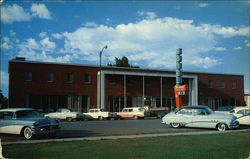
8 59 245 112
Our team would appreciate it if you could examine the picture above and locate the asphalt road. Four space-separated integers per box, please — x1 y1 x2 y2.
1 118 249 142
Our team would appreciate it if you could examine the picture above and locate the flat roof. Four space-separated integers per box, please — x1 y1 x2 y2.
9 59 244 77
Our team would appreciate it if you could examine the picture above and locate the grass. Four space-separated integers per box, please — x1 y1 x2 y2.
2 131 250 159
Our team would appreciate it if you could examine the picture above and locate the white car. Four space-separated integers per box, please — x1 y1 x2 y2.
117 107 148 119
229 106 250 125
162 105 239 131
44 108 84 121
0 108 60 139
83 109 117 120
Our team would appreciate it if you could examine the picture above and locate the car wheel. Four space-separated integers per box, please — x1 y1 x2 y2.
217 123 227 131
133 116 138 120
66 117 73 122
23 127 33 140
171 122 180 128
98 116 104 120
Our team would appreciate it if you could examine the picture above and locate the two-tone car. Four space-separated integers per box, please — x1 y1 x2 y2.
0 108 60 139
44 108 84 121
229 106 250 125
162 105 239 131
83 109 117 120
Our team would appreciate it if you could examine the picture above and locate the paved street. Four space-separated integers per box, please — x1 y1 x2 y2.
0 118 214 142
1 119 249 142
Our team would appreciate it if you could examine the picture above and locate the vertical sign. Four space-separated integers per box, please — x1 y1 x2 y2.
176 48 182 85
175 48 183 109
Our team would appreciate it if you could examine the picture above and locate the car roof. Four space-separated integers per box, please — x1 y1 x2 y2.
233 106 250 111
181 105 209 109
0 108 35 112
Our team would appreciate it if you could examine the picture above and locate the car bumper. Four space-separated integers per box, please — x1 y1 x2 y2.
228 120 239 129
33 125 60 135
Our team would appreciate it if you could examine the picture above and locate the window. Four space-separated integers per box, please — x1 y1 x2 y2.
47 72 54 82
232 81 237 89
66 73 73 82
24 72 32 81
177 108 192 115
208 80 213 88
84 74 91 83
219 80 225 88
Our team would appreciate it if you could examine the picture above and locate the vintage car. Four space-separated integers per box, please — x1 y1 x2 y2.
0 108 60 139
44 108 84 121
229 106 250 125
162 105 239 131
117 107 148 119
83 109 117 120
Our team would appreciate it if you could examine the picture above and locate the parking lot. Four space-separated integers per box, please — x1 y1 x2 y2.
3 118 248 142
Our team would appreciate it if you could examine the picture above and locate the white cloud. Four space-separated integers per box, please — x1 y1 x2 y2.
52 33 63 39
39 32 48 38
40 37 56 49
198 3 209 8
233 46 242 50
59 17 225 69
138 11 157 19
8 16 248 70
212 47 227 51
82 22 98 28
1 3 52 24
1 4 31 24
202 24 249 37
1 37 13 50
244 40 250 47
31 3 52 19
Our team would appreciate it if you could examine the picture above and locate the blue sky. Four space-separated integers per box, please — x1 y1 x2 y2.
1 1 249 97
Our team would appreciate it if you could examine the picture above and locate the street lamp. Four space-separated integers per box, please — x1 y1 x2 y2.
99 45 108 109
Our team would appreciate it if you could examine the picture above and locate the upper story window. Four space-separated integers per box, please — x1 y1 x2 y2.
232 81 237 89
208 80 213 88
66 73 73 83
24 72 32 81
219 80 225 88
84 74 91 83
47 72 54 82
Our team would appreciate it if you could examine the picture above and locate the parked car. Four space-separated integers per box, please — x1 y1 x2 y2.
117 107 148 119
83 109 117 120
229 106 250 125
162 105 239 131
44 108 84 121
145 107 169 119
0 108 60 139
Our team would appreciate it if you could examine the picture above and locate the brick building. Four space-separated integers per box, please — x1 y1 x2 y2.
8 58 245 112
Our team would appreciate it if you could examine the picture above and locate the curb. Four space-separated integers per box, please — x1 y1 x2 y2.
2 129 250 146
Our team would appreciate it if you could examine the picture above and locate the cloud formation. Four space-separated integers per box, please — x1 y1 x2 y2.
31 3 52 19
1 4 31 24
4 15 249 70
1 3 52 24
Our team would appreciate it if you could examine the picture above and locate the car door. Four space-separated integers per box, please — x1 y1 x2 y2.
0 111 21 134
175 108 193 126
191 108 210 128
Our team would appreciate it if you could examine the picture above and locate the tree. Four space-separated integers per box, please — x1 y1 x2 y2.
108 56 140 68
0 90 8 108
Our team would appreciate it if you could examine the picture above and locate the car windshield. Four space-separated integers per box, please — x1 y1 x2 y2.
100 109 108 112
15 110 41 118
205 107 214 114
217 106 233 111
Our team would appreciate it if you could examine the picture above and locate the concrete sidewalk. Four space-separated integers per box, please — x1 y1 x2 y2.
2 129 250 146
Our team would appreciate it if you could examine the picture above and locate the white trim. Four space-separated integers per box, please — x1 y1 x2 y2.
97 70 198 108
